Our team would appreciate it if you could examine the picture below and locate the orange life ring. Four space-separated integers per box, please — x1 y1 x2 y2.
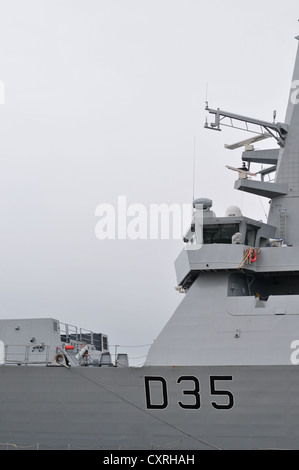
249 249 257 263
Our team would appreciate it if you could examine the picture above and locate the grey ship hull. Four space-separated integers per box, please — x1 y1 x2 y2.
0 364 299 450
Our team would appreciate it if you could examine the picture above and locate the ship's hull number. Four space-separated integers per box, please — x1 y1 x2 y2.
144 375 234 410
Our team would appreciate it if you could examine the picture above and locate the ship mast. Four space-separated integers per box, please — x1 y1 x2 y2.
205 36 299 246
267 36 299 245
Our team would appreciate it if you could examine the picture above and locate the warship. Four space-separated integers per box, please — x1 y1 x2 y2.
2 34 299 451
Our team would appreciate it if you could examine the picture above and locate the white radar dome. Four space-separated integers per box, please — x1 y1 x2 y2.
225 206 243 217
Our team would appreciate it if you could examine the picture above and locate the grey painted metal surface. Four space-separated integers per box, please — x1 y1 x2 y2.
242 148 280 165
1 364 299 450
234 178 288 198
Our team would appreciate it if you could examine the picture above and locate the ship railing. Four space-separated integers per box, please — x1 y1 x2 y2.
3 344 52 365
59 322 79 343
59 322 103 351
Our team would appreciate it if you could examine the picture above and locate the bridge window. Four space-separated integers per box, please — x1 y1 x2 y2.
203 224 239 244
245 224 258 246
228 273 299 298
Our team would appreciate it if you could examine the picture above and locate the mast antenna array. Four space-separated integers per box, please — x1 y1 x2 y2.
204 105 288 148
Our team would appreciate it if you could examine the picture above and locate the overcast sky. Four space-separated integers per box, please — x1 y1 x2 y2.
0 1 298 365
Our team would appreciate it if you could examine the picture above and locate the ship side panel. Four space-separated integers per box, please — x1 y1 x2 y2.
0 365 299 450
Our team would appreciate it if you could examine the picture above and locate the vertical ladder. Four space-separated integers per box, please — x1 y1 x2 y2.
279 209 287 243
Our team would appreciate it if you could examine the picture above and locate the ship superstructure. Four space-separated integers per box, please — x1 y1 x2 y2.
0 318 120 368
144 35 299 369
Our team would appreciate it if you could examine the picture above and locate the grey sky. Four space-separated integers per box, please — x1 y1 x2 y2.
0 1 298 364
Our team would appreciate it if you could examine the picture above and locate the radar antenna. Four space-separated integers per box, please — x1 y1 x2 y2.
204 106 288 147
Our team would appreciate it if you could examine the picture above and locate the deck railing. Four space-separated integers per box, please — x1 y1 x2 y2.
4 344 51 365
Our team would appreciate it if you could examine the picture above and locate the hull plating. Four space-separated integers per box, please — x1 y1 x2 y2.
0 364 298 450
